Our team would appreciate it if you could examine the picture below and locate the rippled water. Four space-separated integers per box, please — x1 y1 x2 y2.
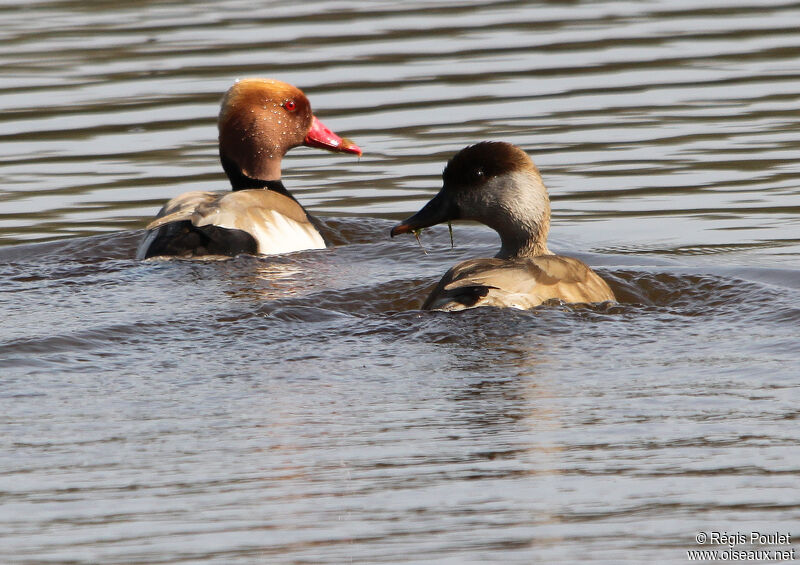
2 1 800 563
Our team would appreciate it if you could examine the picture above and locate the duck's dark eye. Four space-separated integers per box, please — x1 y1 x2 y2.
473 168 485 180
283 100 297 111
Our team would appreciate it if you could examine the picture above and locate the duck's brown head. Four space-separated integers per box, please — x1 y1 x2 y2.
391 142 551 258
218 78 361 188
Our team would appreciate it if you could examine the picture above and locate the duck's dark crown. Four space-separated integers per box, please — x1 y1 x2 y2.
442 141 534 188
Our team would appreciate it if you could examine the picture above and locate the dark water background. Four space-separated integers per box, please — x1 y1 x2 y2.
1 1 799 563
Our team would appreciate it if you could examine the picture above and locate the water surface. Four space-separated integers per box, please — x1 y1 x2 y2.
1 1 800 563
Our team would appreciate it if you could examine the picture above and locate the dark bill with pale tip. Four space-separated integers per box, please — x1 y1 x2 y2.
390 192 454 238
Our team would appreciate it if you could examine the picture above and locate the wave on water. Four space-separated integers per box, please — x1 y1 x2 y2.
2 219 798 373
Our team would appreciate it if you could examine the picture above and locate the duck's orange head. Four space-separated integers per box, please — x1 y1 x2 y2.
218 78 361 184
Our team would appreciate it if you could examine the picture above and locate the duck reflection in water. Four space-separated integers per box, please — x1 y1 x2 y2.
217 255 334 303
391 142 615 311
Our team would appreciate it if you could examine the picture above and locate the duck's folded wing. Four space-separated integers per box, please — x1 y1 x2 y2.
422 256 615 311
145 191 222 231
197 190 325 254
138 190 325 259
138 191 225 259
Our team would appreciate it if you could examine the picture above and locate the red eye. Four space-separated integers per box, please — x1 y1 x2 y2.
283 100 297 111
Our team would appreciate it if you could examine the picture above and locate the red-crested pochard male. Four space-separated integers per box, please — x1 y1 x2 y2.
391 141 615 311
136 78 362 259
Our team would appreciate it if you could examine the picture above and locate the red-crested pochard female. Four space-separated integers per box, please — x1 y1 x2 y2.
137 78 362 259
391 142 615 311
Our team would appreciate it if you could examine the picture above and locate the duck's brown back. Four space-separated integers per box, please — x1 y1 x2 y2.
137 189 324 259
422 255 615 311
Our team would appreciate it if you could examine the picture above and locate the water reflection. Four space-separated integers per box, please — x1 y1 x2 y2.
222 257 310 302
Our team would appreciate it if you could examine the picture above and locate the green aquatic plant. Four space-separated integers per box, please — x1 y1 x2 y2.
412 228 428 255
412 223 454 254
448 221 454 249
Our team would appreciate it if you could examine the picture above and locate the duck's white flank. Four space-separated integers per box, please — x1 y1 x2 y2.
143 189 325 256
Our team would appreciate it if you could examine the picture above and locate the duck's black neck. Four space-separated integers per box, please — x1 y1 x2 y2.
221 155 293 198
232 177 288 193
